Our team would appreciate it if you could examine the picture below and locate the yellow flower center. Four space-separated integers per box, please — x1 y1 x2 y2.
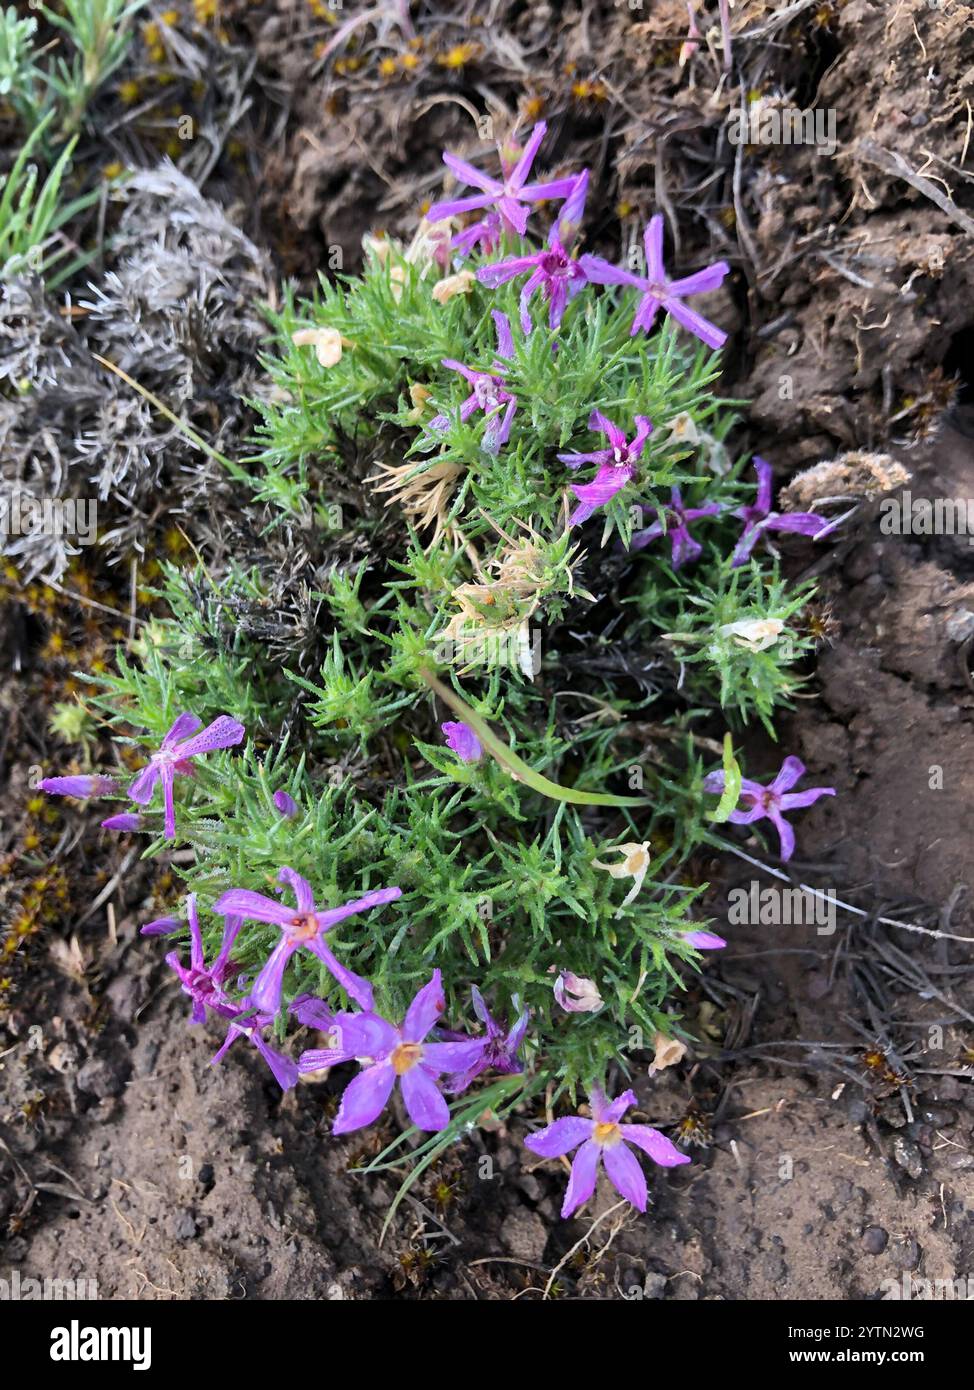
593 1121 621 1147
289 913 319 941
392 1043 423 1075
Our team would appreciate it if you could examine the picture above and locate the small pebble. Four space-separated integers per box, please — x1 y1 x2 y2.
862 1225 889 1255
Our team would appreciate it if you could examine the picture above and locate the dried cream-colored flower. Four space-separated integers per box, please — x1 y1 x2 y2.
405 383 432 424
406 216 457 274
432 270 475 304
719 617 784 652
362 231 393 264
592 840 651 918
389 263 408 303
291 326 344 367
666 412 700 446
648 1031 687 1077
368 457 464 543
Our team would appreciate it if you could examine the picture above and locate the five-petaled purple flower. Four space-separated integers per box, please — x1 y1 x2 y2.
731 457 834 567
630 485 722 567
299 970 484 1134
427 120 578 242
127 711 245 840
150 893 243 1025
476 171 590 333
429 309 518 454
524 1086 690 1218
441 720 483 764
441 986 529 1094
558 409 653 527
703 755 836 861
213 867 401 1016
581 214 730 349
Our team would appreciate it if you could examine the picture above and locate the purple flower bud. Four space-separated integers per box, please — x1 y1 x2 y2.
39 775 116 798
101 812 142 832
140 916 182 937
273 790 298 819
441 720 483 764
683 930 726 951
553 969 604 1014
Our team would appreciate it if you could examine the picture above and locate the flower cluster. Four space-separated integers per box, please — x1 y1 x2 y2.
34 121 845 1228
40 705 698 1219
39 709 245 839
422 122 841 565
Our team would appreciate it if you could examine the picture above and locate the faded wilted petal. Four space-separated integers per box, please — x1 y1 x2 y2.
648 1031 687 1076
553 969 604 1014
719 617 785 652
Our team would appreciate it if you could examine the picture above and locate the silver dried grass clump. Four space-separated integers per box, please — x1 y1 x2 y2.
1 162 273 581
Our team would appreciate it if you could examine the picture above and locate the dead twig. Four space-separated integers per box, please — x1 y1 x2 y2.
858 139 974 238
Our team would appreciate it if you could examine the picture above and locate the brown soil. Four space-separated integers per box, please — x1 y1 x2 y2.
2 0 974 1300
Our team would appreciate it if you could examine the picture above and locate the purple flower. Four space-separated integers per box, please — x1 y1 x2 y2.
441 720 483 763
429 309 517 454
299 970 485 1134
731 457 835 567
273 790 298 819
630 485 722 567
682 929 727 950
211 1005 299 1092
558 409 653 527
161 893 242 1025
441 986 529 1093
581 214 730 349
290 994 335 1031
703 755 836 861
524 1086 690 1218
212 867 401 1016
128 711 245 840
101 812 142 832
140 915 182 937
451 210 503 258
38 774 117 798
476 171 590 333
427 120 577 241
